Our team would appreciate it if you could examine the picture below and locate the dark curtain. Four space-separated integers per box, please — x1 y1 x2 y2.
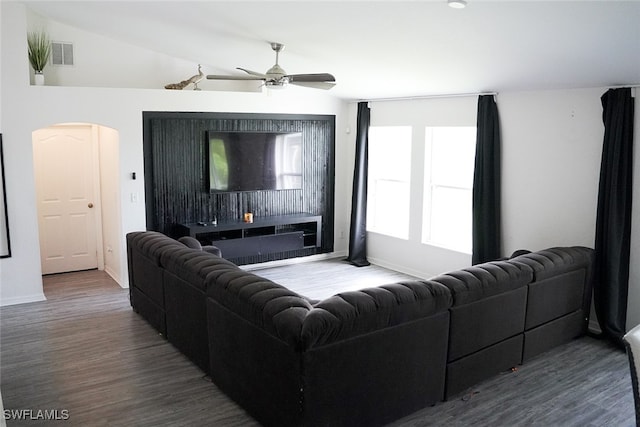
472 95 502 265
594 87 634 346
346 102 371 267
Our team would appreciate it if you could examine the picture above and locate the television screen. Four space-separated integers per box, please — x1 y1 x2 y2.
207 131 303 192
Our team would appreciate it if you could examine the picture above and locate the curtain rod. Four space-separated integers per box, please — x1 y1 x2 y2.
607 84 639 97
352 84 640 104
351 92 497 104
606 84 640 89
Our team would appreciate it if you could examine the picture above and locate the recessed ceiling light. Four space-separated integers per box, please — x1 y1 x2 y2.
448 0 467 8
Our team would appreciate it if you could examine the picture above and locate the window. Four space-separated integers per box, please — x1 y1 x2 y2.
367 126 412 239
423 127 476 253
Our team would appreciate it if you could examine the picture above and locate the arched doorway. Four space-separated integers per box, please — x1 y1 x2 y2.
32 123 122 279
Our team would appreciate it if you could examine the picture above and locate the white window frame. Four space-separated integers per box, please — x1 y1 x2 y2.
422 126 476 253
366 126 412 240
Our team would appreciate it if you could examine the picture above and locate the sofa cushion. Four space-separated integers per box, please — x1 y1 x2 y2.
300 280 452 349
207 275 452 351
445 334 524 399
446 286 527 361
509 246 593 281
178 236 223 257
523 310 585 362
178 236 203 250
431 260 533 306
206 269 313 347
161 247 238 291
511 246 593 331
128 231 185 261
127 231 185 306
525 269 586 329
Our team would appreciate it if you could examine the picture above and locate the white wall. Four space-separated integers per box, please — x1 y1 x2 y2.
500 88 603 253
627 93 640 331
98 125 121 281
24 7 259 93
0 4 44 305
0 3 349 305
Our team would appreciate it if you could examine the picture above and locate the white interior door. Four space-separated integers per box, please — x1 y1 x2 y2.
33 126 99 274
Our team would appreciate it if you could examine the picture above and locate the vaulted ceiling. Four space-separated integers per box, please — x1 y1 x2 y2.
19 0 640 100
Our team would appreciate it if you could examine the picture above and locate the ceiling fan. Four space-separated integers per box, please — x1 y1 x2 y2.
206 42 336 90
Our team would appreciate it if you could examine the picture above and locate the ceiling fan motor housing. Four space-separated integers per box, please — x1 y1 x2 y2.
266 64 287 79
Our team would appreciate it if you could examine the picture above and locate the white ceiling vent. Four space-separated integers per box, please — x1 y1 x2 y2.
51 42 74 66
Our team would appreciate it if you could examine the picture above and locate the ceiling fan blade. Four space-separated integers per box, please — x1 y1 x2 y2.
237 67 267 78
289 80 337 90
286 73 336 83
206 74 265 81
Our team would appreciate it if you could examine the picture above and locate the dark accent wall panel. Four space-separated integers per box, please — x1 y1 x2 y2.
142 112 335 263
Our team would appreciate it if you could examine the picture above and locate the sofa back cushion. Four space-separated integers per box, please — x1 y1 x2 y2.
300 280 452 350
510 246 593 281
431 260 533 307
206 269 313 348
161 246 237 292
429 260 533 362
207 274 453 351
127 231 185 305
511 246 594 329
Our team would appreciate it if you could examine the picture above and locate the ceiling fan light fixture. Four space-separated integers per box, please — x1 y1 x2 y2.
265 80 287 89
448 0 467 8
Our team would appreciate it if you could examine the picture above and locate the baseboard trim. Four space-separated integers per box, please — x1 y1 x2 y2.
366 256 433 280
588 319 602 335
0 292 46 307
242 251 347 271
104 266 127 289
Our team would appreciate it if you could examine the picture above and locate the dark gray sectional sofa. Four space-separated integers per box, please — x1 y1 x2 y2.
127 231 594 426
434 247 594 398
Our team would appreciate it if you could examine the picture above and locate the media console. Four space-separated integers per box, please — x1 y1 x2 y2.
178 213 322 260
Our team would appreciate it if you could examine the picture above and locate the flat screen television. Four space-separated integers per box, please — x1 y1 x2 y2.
207 130 303 192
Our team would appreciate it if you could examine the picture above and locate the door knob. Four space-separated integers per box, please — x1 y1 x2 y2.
88 203 94 208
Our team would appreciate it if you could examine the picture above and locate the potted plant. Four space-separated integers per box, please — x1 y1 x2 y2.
27 30 51 85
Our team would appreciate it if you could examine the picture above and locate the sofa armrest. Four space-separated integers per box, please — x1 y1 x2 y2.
202 245 222 257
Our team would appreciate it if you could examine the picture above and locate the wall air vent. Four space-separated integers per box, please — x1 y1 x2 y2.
51 42 74 66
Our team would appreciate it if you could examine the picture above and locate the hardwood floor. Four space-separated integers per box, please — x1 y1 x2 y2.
0 265 635 426
246 257 421 300
2 270 258 427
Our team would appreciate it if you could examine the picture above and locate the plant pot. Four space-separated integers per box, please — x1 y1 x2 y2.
34 72 44 86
